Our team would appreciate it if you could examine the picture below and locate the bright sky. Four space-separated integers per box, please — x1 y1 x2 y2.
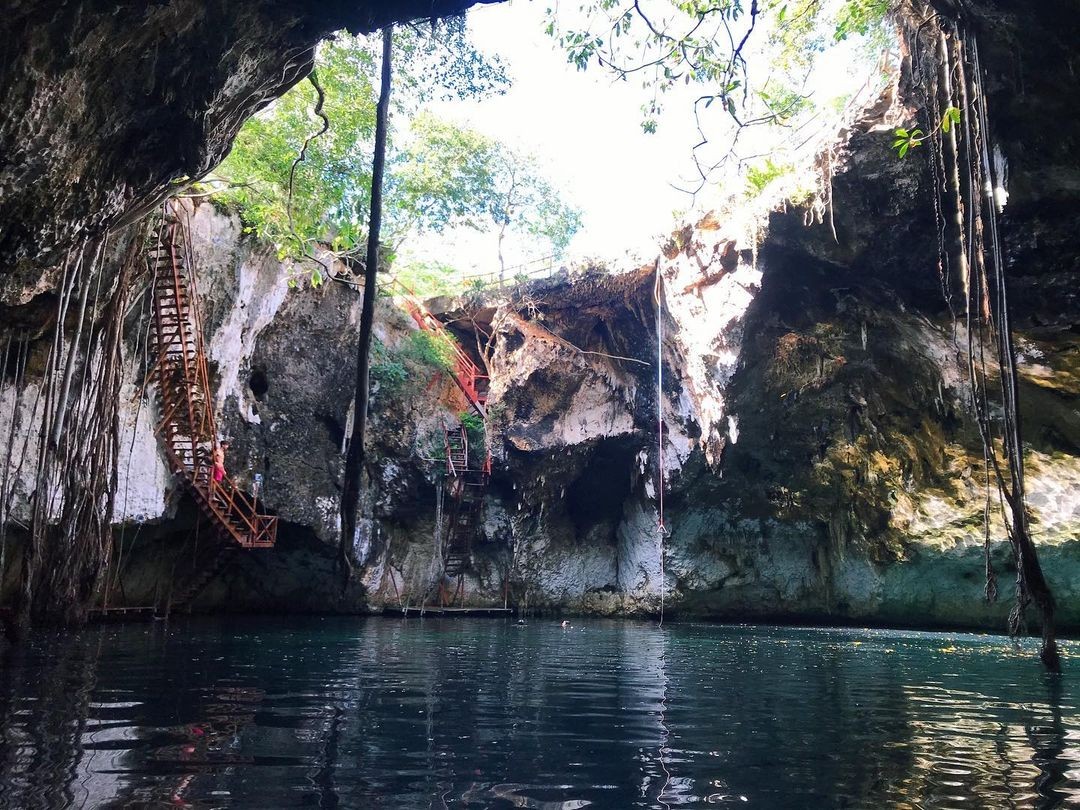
408 0 708 273
405 0 889 275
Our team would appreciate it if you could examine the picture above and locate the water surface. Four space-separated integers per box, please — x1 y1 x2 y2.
0 617 1076 808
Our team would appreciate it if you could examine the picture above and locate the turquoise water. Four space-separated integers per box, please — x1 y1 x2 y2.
0 618 1076 808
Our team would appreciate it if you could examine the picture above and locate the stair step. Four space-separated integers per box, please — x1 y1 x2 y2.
150 218 277 552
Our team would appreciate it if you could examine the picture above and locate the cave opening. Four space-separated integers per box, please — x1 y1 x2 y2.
248 367 269 400
565 439 638 539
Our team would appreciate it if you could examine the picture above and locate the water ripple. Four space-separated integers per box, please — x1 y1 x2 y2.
0 618 1076 808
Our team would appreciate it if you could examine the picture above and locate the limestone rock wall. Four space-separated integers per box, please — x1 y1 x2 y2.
2 0 1079 627
0 0 490 289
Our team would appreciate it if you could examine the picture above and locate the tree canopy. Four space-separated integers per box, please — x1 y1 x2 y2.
546 0 892 190
396 113 582 278
210 16 578 290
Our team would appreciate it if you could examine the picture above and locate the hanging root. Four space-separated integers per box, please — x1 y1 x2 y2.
13 224 148 627
902 2 1060 670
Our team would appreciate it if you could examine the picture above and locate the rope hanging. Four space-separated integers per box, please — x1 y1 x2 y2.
654 265 667 625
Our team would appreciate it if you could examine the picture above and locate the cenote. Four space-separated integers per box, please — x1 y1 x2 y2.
0 617 1076 808
4 1 1080 808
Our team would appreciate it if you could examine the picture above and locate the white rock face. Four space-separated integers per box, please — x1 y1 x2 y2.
113 373 171 523
0 378 46 526
185 203 291 421
0 366 171 528
658 226 762 466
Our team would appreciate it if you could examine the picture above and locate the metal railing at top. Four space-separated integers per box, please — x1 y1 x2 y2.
457 255 561 290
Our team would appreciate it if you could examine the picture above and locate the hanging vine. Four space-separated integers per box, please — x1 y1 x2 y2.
902 1 1060 671
10 226 148 627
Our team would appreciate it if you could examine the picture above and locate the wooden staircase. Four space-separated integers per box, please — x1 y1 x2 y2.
148 208 277 551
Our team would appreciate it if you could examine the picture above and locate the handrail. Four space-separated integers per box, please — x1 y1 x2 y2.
445 425 467 477
458 254 557 287
389 280 487 417
197 463 264 541
150 204 276 549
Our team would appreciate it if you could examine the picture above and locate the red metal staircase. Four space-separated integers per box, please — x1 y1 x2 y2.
148 209 276 550
392 281 489 417
386 283 493 601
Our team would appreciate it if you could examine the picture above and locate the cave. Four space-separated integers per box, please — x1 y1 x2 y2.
565 438 638 540
248 366 269 400
1 0 1080 803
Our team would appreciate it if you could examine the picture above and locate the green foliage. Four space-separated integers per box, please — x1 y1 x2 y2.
770 0 827 74
833 0 889 41
459 410 485 436
892 106 960 158
745 158 795 196
459 410 487 467
370 340 409 393
892 127 923 158
941 105 962 133
214 16 578 286
393 259 459 298
216 43 379 260
396 113 583 260
371 330 459 397
213 19 508 274
400 330 458 373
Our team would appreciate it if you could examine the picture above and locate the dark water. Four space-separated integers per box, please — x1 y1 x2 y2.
0 618 1077 809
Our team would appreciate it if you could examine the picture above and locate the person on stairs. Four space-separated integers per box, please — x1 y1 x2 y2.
212 441 229 502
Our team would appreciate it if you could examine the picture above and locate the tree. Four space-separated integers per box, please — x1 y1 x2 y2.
211 18 508 280
397 113 583 281
341 26 393 588
545 0 891 188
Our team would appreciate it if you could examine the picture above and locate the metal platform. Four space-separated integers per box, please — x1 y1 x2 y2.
392 606 513 617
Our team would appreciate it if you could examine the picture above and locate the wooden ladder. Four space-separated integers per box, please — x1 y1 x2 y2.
148 207 277 551
440 425 490 586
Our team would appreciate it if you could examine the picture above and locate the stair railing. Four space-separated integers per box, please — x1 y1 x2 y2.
150 204 276 549
389 279 488 417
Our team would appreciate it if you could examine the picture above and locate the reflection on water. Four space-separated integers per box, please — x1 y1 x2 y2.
0 618 1076 808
